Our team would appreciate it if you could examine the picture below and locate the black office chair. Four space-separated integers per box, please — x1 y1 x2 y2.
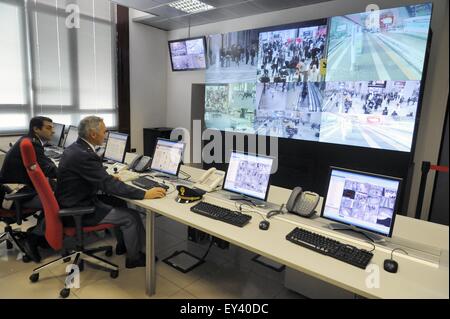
0 184 39 262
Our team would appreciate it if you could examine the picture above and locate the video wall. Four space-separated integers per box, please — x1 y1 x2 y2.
204 3 432 152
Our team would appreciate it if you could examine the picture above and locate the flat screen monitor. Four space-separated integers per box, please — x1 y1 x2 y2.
150 138 185 176
223 152 273 201
48 123 65 147
63 125 78 148
204 3 433 153
321 167 402 237
168 36 207 71
104 131 128 163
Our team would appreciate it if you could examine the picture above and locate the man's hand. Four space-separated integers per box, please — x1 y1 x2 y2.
144 187 166 199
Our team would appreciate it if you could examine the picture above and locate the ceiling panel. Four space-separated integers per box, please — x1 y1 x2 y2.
196 7 241 21
121 0 334 30
225 2 267 16
146 5 186 18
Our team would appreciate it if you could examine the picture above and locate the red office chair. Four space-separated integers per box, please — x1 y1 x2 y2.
20 138 119 298
0 184 38 262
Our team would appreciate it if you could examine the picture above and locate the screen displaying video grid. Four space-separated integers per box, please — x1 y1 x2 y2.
204 3 432 152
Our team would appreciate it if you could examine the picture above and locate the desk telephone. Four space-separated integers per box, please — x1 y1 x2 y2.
193 168 225 192
286 187 320 218
129 155 152 173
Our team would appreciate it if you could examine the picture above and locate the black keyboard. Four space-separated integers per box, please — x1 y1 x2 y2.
44 150 62 159
286 227 373 269
132 176 169 190
190 201 252 227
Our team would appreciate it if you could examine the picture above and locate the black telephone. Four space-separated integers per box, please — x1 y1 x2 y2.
286 187 320 218
129 155 152 173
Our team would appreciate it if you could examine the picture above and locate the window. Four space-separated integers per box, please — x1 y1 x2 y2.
0 0 117 134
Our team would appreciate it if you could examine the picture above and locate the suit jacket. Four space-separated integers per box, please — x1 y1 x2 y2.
0 135 57 186
56 138 145 226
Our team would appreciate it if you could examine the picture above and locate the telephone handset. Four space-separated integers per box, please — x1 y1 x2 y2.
193 168 225 192
286 187 320 218
129 155 152 173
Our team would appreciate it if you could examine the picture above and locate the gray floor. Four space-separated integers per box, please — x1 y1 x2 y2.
0 215 304 299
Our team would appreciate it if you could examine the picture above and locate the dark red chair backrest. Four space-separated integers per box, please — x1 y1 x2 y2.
20 138 63 251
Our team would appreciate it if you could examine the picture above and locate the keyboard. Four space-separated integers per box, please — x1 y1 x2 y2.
44 149 62 159
132 176 169 190
286 227 373 269
190 201 252 227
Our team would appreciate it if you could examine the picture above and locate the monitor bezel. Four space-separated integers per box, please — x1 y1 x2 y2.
223 151 274 202
168 36 207 72
63 125 78 148
321 166 402 238
103 131 129 163
49 122 65 147
150 138 185 176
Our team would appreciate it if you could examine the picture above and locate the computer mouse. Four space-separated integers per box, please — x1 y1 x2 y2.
259 220 270 230
384 259 398 273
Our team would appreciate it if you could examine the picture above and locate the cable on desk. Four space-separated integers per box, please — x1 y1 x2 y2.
235 202 268 222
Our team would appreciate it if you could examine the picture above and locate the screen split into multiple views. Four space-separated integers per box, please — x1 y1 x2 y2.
204 3 433 152
169 37 207 71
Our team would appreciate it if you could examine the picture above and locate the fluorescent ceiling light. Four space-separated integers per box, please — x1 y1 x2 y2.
168 0 215 14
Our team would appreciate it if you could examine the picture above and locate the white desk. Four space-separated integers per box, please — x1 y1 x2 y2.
123 165 448 299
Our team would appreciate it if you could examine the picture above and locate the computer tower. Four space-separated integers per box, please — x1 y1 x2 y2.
187 226 209 243
143 127 173 157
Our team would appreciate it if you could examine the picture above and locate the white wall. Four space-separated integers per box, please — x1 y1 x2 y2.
129 9 168 154
165 0 449 219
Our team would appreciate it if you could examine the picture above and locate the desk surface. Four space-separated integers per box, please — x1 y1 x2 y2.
126 165 448 299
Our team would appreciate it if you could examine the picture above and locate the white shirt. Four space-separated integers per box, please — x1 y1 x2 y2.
81 138 96 153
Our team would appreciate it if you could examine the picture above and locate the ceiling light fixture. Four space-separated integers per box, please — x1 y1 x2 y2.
168 0 215 14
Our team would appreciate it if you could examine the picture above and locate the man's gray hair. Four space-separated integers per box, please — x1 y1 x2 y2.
78 116 104 139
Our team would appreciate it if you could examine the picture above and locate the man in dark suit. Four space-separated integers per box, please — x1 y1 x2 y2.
56 116 166 268
0 116 58 261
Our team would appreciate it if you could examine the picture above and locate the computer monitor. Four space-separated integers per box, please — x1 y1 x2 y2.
103 131 128 163
48 123 65 147
223 152 274 202
63 125 78 148
150 138 185 176
321 167 402 238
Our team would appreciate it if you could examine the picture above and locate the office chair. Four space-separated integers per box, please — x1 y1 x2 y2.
0 184 38 262
20 138 119 298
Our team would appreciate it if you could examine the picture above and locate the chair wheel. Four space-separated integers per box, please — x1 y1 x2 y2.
29 273 39 283
6 240 13 250
105 248 113 257
60 288 70 298
110 270 119 279
22 255 31 263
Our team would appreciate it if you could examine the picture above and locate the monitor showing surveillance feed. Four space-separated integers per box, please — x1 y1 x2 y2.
223 152 274 201
48 123 65 147
104 132 128 163
150 139 185 176
204 3 433 153
322 167 402 237
169 37 207 71
63 125 79 148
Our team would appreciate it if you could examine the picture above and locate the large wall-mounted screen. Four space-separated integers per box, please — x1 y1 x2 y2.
204 3 432 153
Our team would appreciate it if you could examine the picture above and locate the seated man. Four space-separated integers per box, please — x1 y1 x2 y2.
56 116 166 268
0 116 58 261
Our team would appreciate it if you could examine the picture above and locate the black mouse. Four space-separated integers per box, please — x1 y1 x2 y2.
384 259 398 273
259 220 270 230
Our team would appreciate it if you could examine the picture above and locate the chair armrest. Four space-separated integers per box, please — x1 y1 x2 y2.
59 207 95 217
4 190 36 201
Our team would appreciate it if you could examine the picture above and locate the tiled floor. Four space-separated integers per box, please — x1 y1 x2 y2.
0 215 305 299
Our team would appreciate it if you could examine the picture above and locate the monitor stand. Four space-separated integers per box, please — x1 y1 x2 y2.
229 194 267 208
328 223 386 243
